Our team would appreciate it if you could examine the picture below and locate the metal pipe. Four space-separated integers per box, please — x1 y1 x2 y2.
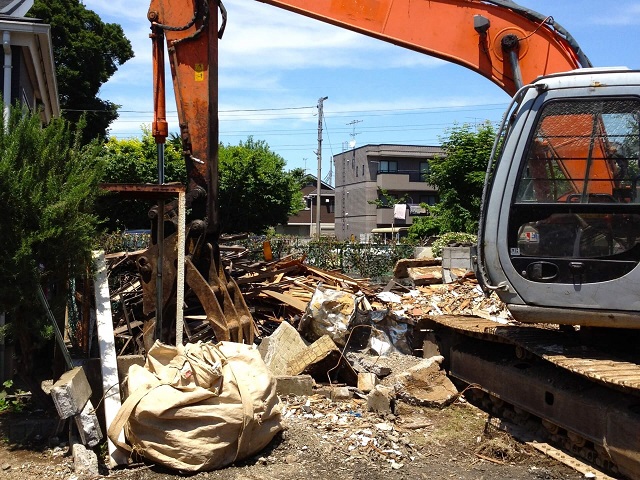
3 31 12 124
155 199 165 341
502 34 523 90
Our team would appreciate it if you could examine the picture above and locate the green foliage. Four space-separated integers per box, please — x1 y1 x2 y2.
431 232 478 258
97 128 186 230
0 380 27 413
368 188 408 208
410 122 495 238
0 104 104 360
219 137 304 233
28 0 134 143
289 167 315 189
98 132 304 234
98 231 151 253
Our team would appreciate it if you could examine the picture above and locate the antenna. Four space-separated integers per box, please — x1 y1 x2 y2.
346 119 362 148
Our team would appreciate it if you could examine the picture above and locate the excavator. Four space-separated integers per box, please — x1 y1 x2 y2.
143 0 640 477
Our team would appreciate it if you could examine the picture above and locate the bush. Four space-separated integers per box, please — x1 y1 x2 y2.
431 232 477 258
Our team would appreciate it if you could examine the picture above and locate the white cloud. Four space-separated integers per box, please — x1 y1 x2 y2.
586 4 640 25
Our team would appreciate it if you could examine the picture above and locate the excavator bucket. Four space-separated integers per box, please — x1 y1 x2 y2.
137 232 256 345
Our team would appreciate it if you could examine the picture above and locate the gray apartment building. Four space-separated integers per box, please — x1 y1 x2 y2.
333 144 443 241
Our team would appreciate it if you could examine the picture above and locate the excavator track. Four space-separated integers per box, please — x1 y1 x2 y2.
427 315 640 396
421 315 640 479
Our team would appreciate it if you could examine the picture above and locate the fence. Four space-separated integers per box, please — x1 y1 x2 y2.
103 232 414 282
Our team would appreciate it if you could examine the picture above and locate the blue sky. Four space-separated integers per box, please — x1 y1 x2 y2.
83 0 640 182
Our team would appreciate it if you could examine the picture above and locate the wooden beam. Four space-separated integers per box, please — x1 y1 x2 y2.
261 290 309 312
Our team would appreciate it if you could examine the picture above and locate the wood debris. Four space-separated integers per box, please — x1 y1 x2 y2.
70 247 511 358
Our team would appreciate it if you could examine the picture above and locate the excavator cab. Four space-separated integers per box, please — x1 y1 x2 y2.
478 69 640 327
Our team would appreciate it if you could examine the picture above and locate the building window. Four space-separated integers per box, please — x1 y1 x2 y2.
362 165 365 176
419 194 438 206
420 161 431 181
379 160 398 173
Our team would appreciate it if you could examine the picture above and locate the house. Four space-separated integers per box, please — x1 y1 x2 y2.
0 0 59 122
277 176 335 237
333 144 443 241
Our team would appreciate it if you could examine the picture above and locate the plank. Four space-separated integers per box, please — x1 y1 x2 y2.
93 251 128 467
261 289 309 312
235 265 301 285
113 320 143 336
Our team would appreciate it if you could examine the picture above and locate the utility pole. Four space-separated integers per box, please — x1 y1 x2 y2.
316 96 328 239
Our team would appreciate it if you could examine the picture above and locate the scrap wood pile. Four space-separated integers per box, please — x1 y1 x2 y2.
101 246 512 358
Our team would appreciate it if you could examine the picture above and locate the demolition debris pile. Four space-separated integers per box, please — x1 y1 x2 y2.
104 247 513 359
43 244 519 475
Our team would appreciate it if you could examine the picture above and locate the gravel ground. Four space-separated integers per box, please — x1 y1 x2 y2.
0 393 586 480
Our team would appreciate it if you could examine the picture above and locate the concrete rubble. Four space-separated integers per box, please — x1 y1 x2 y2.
50 366 101 474
393 356 458 408
44 249 513 474
279 393 433 471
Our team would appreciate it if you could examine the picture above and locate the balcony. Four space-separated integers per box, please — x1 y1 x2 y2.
376 170 437 191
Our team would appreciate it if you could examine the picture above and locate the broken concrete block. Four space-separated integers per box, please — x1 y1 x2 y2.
422 331 441 359
74 400 103 447
72 441 99 476
275 375 314 397
367 385 395 414
330 386 352 401
394 355 458 408
357 372 378 393
117 355 145 385
258 322 308 376
287 334 340 376
442 246 473 283
50 367 92 419
346 353 392 378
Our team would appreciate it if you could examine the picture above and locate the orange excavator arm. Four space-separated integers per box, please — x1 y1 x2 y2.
148 0 221 239
141 0 592 346
255 0 591 96
146 0 592 232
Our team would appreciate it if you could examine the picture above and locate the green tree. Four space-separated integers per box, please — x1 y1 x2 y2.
0 104 104 376
97 128 186 230
28 0 134 143
409 122 495 238
219 137 303 233
288 167 315 190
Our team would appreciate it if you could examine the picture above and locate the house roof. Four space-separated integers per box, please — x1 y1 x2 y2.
0 0 33 17
306 188 335 197
0 0 59 121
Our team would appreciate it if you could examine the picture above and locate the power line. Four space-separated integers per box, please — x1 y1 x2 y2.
66 102 509 117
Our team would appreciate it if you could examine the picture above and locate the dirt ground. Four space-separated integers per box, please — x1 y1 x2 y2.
0 392 586 480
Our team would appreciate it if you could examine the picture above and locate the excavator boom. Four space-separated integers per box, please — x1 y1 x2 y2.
255 0 591 95
139 0 605 346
